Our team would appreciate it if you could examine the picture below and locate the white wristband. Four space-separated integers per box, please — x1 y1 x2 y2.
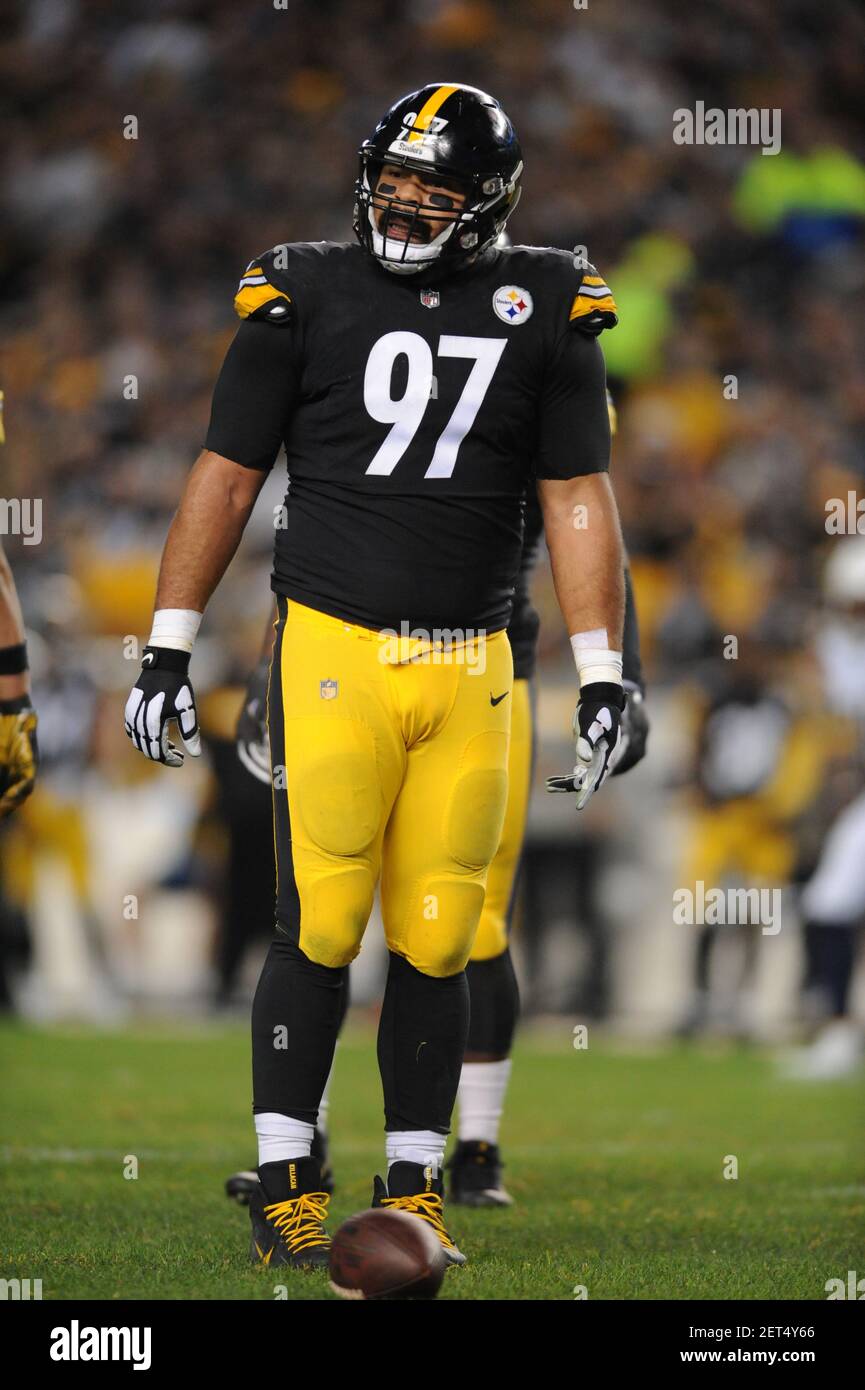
148 608 203 654
570 630 623 688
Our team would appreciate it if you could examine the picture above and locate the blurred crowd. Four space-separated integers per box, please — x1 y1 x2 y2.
2 0 865 1039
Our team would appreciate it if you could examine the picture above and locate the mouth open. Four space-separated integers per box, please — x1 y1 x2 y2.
382 211 430 245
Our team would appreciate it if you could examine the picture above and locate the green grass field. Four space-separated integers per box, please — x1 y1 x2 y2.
1 1020 862 1301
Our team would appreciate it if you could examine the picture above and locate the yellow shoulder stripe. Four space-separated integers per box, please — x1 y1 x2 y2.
569 268 617 322
570 293 618 319
234 282 291 321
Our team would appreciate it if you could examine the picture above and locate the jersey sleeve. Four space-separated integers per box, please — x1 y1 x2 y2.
533 257 618 480
233 256 294 327
203 254 301 470
567 263 618 336
533 329 611 479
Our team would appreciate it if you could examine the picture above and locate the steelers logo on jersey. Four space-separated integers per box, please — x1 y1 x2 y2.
492 285 533 325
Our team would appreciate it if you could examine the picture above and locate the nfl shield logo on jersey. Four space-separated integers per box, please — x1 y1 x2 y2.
420 288 440 308
320 679 339 700
493 285 533 325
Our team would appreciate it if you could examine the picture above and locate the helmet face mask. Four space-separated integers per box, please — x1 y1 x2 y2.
354 84 523 277
360 154 473 275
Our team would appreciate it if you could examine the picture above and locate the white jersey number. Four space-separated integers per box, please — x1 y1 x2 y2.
363 332 507 479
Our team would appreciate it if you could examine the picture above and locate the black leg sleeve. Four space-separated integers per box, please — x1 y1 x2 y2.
465 948 520 1055
252 936 347 1124
377 951 469 1134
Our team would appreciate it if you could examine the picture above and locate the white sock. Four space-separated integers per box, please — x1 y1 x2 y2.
386 1130 446 1177
317 1046 337 1136
255 1112 314 1166
457 1060 512 1144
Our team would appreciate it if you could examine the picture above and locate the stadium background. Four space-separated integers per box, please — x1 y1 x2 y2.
2 0 865 1043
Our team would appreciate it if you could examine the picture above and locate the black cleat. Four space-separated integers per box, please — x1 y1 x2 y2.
249 1156 331 1269
446 1140 514 1208
227 1128 334 1205
372 1160 466 1266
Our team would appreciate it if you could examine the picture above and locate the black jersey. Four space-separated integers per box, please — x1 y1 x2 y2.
205 241 615 633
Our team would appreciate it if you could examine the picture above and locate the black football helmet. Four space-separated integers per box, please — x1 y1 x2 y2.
354 83 523 277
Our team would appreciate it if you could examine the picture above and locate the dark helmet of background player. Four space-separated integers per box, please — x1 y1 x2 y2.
354 82 523 277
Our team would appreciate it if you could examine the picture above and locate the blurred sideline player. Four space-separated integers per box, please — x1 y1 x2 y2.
675 644 827 1039
227 392 649 1206
0 539 38 819
784 538 865 1078
126 84 630 1268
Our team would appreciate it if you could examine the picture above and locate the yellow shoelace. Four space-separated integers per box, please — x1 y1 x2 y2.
264 1192 331 1253
381 1192 456 1249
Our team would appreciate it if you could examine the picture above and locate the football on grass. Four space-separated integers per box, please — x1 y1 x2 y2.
329 1209 447 1300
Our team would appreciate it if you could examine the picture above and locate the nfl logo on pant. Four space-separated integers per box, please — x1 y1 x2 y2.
320 679 339 700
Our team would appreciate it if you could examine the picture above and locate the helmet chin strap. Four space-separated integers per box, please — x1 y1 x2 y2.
369 204 459 275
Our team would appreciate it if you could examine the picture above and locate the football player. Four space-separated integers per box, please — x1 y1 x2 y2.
0 539 38 818
227 420 649 1209
126 83 627 1269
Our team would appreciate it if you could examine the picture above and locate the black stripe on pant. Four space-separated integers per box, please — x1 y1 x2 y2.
269 595 301 943
253 596 347 1122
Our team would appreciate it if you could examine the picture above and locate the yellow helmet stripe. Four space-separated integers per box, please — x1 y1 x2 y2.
407 84 460 143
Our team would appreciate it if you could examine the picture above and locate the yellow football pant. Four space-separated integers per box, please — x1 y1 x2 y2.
470 677 532 960
269 599 513 977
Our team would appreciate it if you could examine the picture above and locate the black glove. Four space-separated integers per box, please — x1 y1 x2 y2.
124 646 200 767
236 656 271 785
610 681 649 777
0 696 38 817
546 681 624 809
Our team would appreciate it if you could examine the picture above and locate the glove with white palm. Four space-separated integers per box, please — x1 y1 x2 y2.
546 681 624 810
124 646 201 768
